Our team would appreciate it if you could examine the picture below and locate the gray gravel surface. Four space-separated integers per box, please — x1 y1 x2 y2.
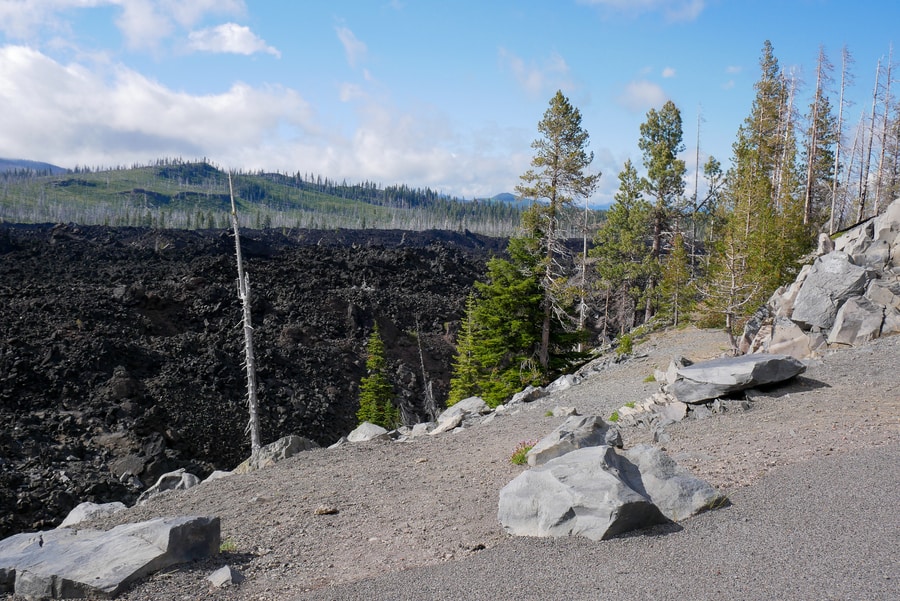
12 327 896 601
299 443 900 601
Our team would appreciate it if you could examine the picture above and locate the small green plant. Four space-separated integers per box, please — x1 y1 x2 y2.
624 401 636 409
608 410 620 422
643 373 656 383
219 538 238 553
544 410 554 417
616 333 633 356
510 440 536 465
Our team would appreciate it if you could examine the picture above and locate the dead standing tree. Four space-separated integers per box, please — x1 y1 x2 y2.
228 172 261 455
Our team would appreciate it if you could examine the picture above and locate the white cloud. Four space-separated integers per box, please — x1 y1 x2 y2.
187 23 280 57
0 1 246 50
616 80 668 112
577 0 705 22
498 47 573 97
0 45 312 168
662 66 676 78
726 65 742 74
0 45 524 199
336 26 367 69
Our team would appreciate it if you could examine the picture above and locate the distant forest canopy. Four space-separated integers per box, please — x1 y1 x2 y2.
0 157 605 237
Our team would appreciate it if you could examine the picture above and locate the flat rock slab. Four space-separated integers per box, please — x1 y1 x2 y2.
670 353 806 403
0 515 220 599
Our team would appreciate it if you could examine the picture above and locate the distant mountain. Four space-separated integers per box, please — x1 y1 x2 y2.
0 158 67 174
490 192 536 207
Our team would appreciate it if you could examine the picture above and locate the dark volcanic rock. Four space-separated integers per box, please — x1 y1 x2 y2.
0 223 503 537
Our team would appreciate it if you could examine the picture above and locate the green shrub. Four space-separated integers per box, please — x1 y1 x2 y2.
608 410 620 423
616 333 633 356
643 373 656 383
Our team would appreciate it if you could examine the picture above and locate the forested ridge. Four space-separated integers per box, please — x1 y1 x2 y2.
0 159 581 236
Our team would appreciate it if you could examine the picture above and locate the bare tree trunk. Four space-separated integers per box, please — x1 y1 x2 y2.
415 317 437 421
804 47 826 225
228 173 261 454
830 46 853 234
875 45 893 214
860 58 881 222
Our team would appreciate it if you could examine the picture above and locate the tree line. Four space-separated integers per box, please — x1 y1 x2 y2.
439 39 898 410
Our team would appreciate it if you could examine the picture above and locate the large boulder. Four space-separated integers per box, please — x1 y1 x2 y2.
0 516 220 599
827 296 885 346
790 252 873 330
436 396 490 424
498 445 723 541
498 446 668 541
526 415 622 467
669 353 806 403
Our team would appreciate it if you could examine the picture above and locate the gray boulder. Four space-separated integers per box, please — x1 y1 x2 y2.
670 353 806 403
428 412 463 435
526 415 622 467
233 434 320 474
137 468 200 505
613 444 725 521
347 422 390 443
790 252 873 330
57 502 126 529
436 396 489 424
544 374 579 394
499 446 668 541
827 296 885 346
508 385 545 405
0 516 219 599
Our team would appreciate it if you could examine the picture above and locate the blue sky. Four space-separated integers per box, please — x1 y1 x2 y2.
0 1 898 205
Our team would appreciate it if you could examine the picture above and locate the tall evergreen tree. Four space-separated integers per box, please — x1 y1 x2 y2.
592 159 653 335
703 40 811 347
447 294 481 406
356 323 400 428
637 100 687 320
516 90 599 375
657 231 695 327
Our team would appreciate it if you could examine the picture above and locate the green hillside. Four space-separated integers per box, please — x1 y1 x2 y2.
0 159 563 235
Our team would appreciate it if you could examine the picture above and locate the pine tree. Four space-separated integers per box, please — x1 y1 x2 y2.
657 231 694 327
447 294 481 406
637 100 687 320
592 159 653 335
356 323 399 428
703 40 811 348
516 91 599 375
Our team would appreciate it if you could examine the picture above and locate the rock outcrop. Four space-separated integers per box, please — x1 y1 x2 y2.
0 516 220 599
747 198 900 357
